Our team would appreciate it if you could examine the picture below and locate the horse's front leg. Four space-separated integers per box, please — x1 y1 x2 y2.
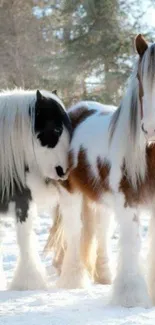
57 187 90 289
111 193 151 308
9 190 48 290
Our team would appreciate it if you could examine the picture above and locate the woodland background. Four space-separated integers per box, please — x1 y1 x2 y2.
0 0 154 107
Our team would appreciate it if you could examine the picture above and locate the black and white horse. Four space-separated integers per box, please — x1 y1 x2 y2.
0 88 72 290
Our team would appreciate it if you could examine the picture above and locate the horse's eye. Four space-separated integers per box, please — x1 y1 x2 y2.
53 126 62 134
53 127 62 134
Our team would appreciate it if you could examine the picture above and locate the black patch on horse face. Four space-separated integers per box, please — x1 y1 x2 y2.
34 92 72 148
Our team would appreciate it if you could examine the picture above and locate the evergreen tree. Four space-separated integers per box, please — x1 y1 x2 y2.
0 0 153 106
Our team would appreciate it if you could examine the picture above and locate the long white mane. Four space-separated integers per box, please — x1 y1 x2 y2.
109 58 147 189
0 88 60 199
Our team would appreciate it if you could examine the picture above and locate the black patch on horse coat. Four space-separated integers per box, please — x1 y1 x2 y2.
0 183 32 223
35 95 72 148
14 187 32 223
0 200 9 213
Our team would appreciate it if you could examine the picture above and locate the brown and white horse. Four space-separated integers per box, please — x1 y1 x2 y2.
45 34 155 308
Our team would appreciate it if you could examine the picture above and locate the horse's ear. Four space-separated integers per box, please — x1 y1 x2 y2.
52 89 57 95
36 90 44 102
135 34 148 57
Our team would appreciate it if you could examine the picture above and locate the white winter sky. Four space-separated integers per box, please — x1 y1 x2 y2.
131 0 155 31
143 7 155 28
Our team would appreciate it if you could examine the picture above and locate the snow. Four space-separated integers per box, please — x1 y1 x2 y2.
0 213 155 325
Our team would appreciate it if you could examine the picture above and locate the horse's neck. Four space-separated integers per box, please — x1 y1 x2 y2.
109 108 130 160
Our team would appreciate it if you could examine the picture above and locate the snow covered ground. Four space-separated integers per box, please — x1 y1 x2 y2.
1 212 155 325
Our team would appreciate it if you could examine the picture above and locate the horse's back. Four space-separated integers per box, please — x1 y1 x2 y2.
69 101 117 167
68 100 116 114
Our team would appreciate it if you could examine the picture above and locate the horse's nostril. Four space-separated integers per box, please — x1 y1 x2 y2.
55 166 65 178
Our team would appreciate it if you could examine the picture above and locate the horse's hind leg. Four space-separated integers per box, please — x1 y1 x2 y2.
94 204 112 284
57 188 90 289
9 190 48 290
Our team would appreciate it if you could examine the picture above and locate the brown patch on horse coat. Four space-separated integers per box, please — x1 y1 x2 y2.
97 157 110 190
120 144 155 206
64 144 155 207
64 149 111 201
68 106 96 131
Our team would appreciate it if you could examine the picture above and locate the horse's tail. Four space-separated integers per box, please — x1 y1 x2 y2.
44 205 65 274
44 197 98 279
80 197 97 280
